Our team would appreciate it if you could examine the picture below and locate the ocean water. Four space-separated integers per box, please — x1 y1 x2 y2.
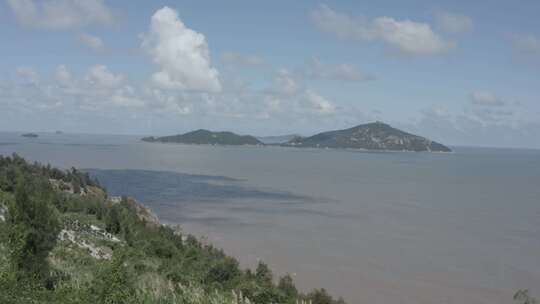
1 131 539 304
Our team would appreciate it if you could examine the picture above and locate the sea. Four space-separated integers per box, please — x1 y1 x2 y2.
1 131 539 304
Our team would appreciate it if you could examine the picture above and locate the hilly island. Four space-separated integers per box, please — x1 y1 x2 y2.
142 129 263 146
283 122 451 152
143 122 451 152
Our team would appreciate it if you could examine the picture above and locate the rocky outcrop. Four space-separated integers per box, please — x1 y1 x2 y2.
59 219 120 260
0 204 5 222
109 196 161 228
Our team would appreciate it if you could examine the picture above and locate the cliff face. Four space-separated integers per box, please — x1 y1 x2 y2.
49 178 160 228
284 122 451 152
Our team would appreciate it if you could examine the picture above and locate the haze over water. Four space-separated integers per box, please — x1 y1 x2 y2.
1 132 539 304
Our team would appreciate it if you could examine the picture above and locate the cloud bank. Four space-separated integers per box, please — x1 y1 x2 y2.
7 0 115 30
311 4 454 56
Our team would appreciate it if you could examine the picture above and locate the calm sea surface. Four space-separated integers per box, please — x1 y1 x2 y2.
1 132 539 304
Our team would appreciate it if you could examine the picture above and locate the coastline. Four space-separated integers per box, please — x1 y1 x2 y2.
141 140 454 153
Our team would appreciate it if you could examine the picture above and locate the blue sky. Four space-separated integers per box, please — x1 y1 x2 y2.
0 0 539 148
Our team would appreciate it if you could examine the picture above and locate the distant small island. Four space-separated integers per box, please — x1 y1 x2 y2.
282 122 451 152
21 133 38 138
142 122 451 152
142 129 263 146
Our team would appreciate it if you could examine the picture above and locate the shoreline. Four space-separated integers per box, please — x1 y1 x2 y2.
141 140 454 154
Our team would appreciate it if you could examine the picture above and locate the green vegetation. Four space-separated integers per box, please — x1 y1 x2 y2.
140 122 453 152
283 121 452 152
142 129 263 146
0 154 345 304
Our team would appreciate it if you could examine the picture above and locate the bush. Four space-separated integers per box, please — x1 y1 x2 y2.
105 205 122 234
90 251 136 304
204 257 241 288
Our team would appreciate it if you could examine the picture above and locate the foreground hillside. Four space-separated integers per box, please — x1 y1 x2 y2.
142 130 263 146
284 122 451 152
0 154 343 304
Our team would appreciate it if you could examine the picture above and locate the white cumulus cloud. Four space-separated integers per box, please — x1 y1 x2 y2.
311 4 454 56
86 65 124 89
470 92 506 107
7 0 115 30
141 6 221 93
263 69 337 116
273 69 302 96
304 90 336 114
54 65 73 87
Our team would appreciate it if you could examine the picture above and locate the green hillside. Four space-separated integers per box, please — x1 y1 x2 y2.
142 130 263 146
0 154 344 304
284 122 451 152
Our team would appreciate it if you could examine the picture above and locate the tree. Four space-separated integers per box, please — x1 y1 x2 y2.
278 273 298 300
255 261 273 286
308 288 334 304
205 257 241 288
252 262 285 304
105 205 121 234
6 175 60 286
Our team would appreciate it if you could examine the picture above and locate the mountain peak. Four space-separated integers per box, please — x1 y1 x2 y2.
284 122 451 152
352 121 391 129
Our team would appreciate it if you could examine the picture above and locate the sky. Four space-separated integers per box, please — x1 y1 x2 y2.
0 0 539 148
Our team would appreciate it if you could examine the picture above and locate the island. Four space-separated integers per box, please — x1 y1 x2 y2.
21 133 39 138
142 129 263 146
142 122 451 152
282 122 451 152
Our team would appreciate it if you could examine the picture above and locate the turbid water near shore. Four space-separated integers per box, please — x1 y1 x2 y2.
1 131 539 304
